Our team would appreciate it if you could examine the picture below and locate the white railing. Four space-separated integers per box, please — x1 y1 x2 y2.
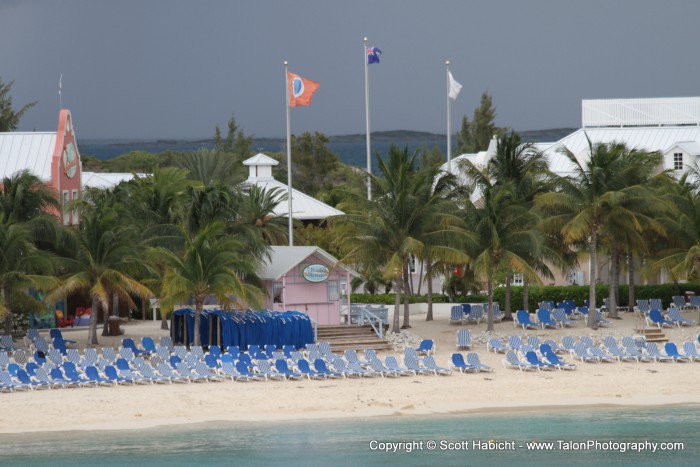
582 97 700 128
359 308 385 338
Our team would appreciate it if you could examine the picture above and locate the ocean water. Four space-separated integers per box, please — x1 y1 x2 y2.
2 406 698 466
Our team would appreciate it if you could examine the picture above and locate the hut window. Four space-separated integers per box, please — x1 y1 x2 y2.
273 282 283 303
328 280 339 301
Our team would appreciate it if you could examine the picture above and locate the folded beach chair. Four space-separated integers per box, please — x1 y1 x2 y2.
384 356 414 376
450 305 464 324
667 308 696 327
524 351 556 371
515 310 538 330
540 344 576 370
502 351 537 371
486 338 507 353
682 342 700 362
537 309 559 329
647 309 674 329
422 355 452 375
274 359 302 380
664 343 691 362
456 330 472 350
450 353 478 373
645 343 674 362
415 339 435 355
466 352 493 372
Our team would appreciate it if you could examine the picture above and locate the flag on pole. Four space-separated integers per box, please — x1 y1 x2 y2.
367 47 382 64
448 71 462 100
287 71 320 107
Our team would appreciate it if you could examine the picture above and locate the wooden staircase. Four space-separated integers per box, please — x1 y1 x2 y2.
635 328 668 343
316 325 392 352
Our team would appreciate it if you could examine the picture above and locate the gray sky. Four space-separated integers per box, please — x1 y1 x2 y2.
2 0 699 139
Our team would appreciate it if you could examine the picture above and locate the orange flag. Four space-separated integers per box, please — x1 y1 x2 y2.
288 71 320 107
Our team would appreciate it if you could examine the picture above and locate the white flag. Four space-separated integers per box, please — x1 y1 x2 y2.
448 71 462 100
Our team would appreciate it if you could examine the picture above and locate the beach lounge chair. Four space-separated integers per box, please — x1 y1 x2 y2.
602 298 628 313
515 310 538 330
204 354 222 374
502 351 537 371
587 346 616 363
670 296 691 311
689 296 700 311
0 370 31 391
16 368 51 390
190 346 205 360
345 349 371 368
274 359 302 380
84 365 116 386
141 337 157 355
540 344 576 370
508 335 524 352
364 348 380 363
537 309 559 329
490 303 504 322
402 353 432 375
539 300 554 311
159 336 174 353
527 335 542 349
456 330 472 350
384 356 414 376
368 358 401 378
207 345 222 359
220 361 253 382
487 338 507 353
524 351 556 371
316 358 344 378
647 309 674 329
254 360 285 381
173 346 188 360
193 362 224 382
572 343 599 362
156 363 190 383
175 361 209 382
552 309 576 327
466 305 484 324
50 328 77 344
121 338 149 358
104 365 135 385
664 343 691 362
466 352 493 372
682 342 700 362
450 305 464 324
649 299 664 312
595 311 612 327
423 355 452 375
543 339 566 354
667 308 696 327
0 351 10 370
620 337 650 362
0 335 16 353
450 353 478 373
645 343 674 362
561 336 576 354
132 360 170 384
602 337 636 362
282 345 296 359
296 358 325 379
415 339 435 355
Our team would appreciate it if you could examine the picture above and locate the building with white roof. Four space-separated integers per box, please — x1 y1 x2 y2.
0 109 82 225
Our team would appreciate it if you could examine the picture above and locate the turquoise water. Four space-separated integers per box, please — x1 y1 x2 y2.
2 406 698 466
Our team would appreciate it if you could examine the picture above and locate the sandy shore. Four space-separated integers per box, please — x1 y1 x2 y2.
2 307 700 434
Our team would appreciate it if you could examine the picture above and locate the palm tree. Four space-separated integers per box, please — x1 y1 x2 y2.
235 185 288 246
152 221 263 346
46 205 153 346
339 146 471 332
0 170 59 224
537 137 664 328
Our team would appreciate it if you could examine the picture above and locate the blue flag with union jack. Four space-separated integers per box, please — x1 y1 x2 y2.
367 47 382 64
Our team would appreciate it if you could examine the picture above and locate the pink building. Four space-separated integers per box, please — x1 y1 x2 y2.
259 246 357 325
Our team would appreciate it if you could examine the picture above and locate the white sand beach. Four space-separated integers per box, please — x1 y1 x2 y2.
2 306 700 434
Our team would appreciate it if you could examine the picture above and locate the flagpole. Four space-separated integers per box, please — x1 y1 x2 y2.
284 61 294 247
364 37 372 200
446 61 451 172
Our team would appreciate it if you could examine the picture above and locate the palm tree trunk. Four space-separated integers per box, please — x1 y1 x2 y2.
102 292 113 336
392 278 401 333
161 310 169 330
401 263 411 329
522 276 529 315
628 250 635 310
425 262 434 321
486 278 494 332
87 296 99 347
194 297 203 347
588 231 598 329
416 259 424 295
608 246 619 319
505 270 512 318
2 286 12 336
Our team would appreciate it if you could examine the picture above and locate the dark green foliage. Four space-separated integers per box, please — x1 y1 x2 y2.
456 91 503 154
0 77 36 132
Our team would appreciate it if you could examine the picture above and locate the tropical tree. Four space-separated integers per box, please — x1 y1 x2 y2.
338 146 470 332
152 221 263 346
0 77 37 132
537 137 665 328
46 204 153 346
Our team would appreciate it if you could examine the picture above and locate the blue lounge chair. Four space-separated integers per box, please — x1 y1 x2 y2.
253 360 285 380
385 356 413 376
527 335 542 349
416 339 435 355
456 329 472 349
0 335 16 353
450 305 464 324
689 296 700 310
602 336 636 362
647 309 674 329
466 352 493 372
402 353 432 375
671 296 692 311
540 344 576 370
649 299 664 312
220 361 253 382
134 361 171 384
508 335 524 352
543 339 566 354
50 328 77 345
683 342 700 362
552 309 576 327
450 353 478 373
368 358 401 378
275 359 302 380
175 361 209 382
344 349 370 368
645 343 674 362
524 351 556 371
635 299 650 315
667 308 696 327
343 358 379 377
466 305 484 324
104 365 135 385
316 358 345 378
85 365 116 386
515 310 538 330
502 351 537 371
193 362 224 382
159 336 174 353
141 337 158 355
572 343 599 362
296 358 325 379
537 309 559 329
486 338 507 353
490 303 504 322
156 363 190 383
664 343 690 362
423 355 451 375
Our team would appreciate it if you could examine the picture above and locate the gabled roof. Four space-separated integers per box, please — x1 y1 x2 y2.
258 245 356 280
245 178 344 220
666 141 700 155
0 132 56 181
82 172 144 189
243 153 279 166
